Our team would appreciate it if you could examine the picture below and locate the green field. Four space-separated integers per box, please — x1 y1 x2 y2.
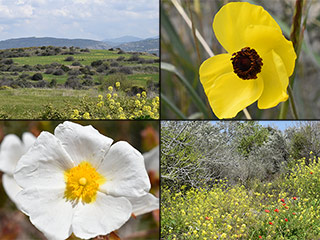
0 88 98 119
13 49 157 66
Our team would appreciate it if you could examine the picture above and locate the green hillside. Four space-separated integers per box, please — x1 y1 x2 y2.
0 46 159 119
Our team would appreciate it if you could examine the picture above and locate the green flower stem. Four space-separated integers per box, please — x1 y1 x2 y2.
243 108 252 120
279 0 304 119
288 85 299 119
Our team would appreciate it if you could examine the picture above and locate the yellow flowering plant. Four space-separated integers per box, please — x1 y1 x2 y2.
69 91 159 120
161 0 315 119
199 2 296 119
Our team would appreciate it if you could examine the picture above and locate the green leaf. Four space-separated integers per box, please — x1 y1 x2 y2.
161 62 209 118
161 93 186 119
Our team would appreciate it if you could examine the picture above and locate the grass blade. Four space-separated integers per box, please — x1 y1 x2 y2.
161 62 209 118
161 93 186 119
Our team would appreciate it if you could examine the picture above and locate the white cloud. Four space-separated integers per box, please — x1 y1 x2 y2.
0 0 159 40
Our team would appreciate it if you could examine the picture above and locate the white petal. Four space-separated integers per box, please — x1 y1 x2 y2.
128 193 159 216
16 187 74 240
72 192 132 239
2 174 22 208
54 121 113 168
0 134 24 175
14 131 74 190
22 132 36 152
143 146 159 173
98 141 151 198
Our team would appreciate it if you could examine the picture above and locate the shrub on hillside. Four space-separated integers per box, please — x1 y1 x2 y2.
49 79 57 88
15 78 32 88
147 80 159 92
61 65 70 72
45 68 54 74
96 64 109 73
31 73 43 81
8 65 23 72
68 69 81 76
19 73 30 79
80 48 90 52
65 76 81 89
71 61 81 66
91 60 103 67
143 66 159 72
108 68 117 74
110 62 119 67
53 69 65 76
137 58 146 64
34 64 45 71
118 66 132 74
33 80 48 88
82 76 94 86
127 54 140 62
50 62 61 68
117 56 125 61
1 59 13 65
64 56 75 61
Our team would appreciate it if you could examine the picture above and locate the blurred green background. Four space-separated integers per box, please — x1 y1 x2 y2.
161 0 320 119
0 121 159 240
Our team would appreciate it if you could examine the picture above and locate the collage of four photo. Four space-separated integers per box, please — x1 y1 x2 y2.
0 0 319 239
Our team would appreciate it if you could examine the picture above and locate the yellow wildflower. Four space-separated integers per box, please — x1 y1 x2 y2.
199 2 296 119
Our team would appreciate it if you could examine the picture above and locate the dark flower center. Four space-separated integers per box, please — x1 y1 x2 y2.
231 47 263 80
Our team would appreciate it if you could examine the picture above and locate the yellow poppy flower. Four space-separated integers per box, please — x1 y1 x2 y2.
199 2 296 119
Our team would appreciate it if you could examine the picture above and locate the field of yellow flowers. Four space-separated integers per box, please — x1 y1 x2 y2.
161 155 320 240
70 82 159 119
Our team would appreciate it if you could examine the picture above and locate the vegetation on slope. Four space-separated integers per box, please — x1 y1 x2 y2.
0 46 159 119
161 121 320 239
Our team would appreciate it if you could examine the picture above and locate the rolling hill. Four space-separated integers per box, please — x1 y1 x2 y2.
0 37 111 50
116 38 159 55
0 36 159 55
103 35 143 45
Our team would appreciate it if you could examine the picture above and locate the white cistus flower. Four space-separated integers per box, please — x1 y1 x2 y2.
0 132 36 207
14 121 159 240
143 146 159 174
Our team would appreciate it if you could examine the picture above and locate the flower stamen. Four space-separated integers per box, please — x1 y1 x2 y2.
79 177 87 186
231 47 263 80
64 162 106 204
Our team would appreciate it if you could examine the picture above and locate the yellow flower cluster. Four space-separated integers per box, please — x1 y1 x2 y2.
70 86 159 119
162 157 320 239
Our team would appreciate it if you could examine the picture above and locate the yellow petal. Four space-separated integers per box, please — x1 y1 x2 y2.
207 72 264 119
199 54 233 91
258 50 289 109
213 2 281 53
244 25 296 77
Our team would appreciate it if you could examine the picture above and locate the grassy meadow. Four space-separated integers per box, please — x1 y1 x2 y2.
0 47 159 119
13 49 158 67
0 88 98 119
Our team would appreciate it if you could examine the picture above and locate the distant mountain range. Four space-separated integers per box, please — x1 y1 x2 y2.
0 36 159 55
116 38 159 55
103 35 143 45
0 37 111 50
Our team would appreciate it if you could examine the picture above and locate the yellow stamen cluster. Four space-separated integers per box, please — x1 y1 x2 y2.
64 161 105 204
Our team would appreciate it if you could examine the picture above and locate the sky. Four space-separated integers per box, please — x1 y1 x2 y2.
210 121 309 132
258 121 297 131
0 0 159 41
